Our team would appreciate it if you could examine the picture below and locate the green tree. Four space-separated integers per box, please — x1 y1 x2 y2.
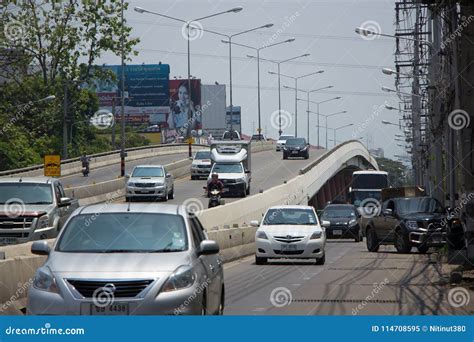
376 157 410 187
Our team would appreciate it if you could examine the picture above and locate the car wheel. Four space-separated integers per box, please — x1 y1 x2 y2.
191 175 196 180
305 152 309 159
168 187 174 200
241 189 247 198
255 255 267 265
162 192 168 202
125 197 130 203
417 244 429 254
283 153 288 160
315 253 325 265
394 229 411 253
366 227 380 252
246 185 250 195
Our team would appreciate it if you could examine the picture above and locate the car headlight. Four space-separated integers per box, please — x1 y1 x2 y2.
155 182 164 186
33 266 59 293
406 221 419 230
256 231 268 240
161 265 196 292
127 182 134 187
37 215 50 229
310 231 322 239
348 219 357 227
283 147 288 150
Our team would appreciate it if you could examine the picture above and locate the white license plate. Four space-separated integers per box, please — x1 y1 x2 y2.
281 244 297 251
291 151 299 154
90 303 129 315
333 230 343 236
0 237 17 245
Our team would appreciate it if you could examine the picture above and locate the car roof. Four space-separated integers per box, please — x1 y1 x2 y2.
324 204 355 209
267 205 314 210
0 177 56 184
132 165 164 169
77 203 187 216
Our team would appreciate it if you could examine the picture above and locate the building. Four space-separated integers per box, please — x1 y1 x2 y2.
226 106 241 134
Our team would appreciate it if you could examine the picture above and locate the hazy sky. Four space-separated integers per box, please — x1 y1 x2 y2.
99 0 407 159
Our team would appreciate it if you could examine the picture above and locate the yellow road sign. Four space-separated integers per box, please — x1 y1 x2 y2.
44 155 61 177
185 137 194 144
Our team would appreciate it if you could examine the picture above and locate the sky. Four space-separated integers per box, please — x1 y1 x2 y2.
98 0 408 159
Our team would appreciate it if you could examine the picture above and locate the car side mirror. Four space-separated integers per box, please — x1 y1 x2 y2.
250 220 260 227
31 241 50 256
188 157 193 160
383 208 393 216
125 173 130 179
166 173 172 178
198 240 219 256
58 197 72 207
321 220 331 228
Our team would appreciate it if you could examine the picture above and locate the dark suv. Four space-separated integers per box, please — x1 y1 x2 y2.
365 196 448 253
283 138 309 159
321 204 363 242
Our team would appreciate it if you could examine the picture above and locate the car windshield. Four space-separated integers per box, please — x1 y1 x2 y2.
195 151 211 160
286 138 305 146
251 135 265 140
352 191 382 207
279 135 293 140
0 183 53 204
322 207 356 218
396 197 444 215
223 131 239 140
57 213 188 253
132 167 164 177
212 163 243 173
263 208 318 225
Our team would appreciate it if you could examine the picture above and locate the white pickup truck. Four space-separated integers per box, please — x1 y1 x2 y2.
208 141 251 197
0 177 79 245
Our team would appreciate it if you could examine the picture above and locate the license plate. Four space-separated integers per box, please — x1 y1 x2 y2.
223 188 229 192
90 303 129 315
281 244 297 251
291 151 299 155
0 237 17 245
333 230 343 236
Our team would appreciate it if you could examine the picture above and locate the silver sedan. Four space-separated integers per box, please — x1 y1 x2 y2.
27 203 224 315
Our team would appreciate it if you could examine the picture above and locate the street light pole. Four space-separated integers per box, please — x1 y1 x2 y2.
120 0 126 176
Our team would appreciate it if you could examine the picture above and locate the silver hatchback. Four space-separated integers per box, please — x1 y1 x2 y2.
27 203 224 315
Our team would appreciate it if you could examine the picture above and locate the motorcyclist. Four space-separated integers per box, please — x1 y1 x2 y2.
206 172 223 195
80 154 91 176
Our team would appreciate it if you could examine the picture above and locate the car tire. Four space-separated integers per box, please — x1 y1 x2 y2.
246 185 250 195
283 153 288 160
305 152 309 159
315 253 325 265
417 244 429 254
255 255 267 265
241 188 247 198
162 192 168 202
394 229 411 253
191 175 196 180
168 187 174 200
366 227 380 252
125 197 130 202
201 293 207 316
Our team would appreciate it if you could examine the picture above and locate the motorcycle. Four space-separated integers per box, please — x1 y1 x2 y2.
203 186 224 208
82 163 90 177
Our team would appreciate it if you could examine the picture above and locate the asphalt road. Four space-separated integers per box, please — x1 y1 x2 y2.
166 148 325 208
223 242 472 315
61 153 189 188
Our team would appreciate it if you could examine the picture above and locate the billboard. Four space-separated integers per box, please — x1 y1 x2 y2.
163 79 201 143
94 64 170 126
201 84 226 137
226 106 241 134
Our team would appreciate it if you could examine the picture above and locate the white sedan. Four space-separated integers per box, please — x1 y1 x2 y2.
252 205 328 265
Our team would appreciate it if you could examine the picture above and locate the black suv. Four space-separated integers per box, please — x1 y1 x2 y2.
282 138 309 159
321 204 363 242
365 196 448 253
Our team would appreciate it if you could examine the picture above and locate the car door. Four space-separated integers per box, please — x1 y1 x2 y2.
190 217 221 314
381 200 398 242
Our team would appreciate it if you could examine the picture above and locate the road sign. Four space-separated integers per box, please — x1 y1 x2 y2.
185 137 195 144
44 155 61 177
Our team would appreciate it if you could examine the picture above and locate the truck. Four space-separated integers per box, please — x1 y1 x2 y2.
0 177 79 245
208 141 251 197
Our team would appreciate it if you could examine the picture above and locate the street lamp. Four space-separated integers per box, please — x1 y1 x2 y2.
249 53 310 135
297 96 341 147
381 120 402 129
355 27 433 47
321 110 347 149
382 86 423 98
222 38 295 139
284 85 333 145
269 70 323 136
134 5 243 147
314 123 353 147
382 67 412 77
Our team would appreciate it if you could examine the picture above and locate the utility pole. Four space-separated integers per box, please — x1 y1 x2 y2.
412 0 422 187
120 0 126 177
63 83 68 159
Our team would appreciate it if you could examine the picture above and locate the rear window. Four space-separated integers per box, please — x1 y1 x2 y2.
286 138 305 145
57 213 188 253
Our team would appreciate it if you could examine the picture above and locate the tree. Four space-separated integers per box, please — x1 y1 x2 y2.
376 157 410 187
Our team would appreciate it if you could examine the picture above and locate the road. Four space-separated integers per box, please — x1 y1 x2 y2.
166 148 325 208
223 242 471 315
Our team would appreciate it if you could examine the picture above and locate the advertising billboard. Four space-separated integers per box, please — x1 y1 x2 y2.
163 79 201 143
94 64 170 126
201 84 226 138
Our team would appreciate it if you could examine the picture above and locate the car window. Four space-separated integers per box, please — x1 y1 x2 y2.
132 167 164 177
195 151 211 160
0 183 53 205
189 218 206 247
263 208 318 225
57 213 188 252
